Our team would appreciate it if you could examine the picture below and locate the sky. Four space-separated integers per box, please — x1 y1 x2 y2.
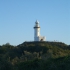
0 0 70 45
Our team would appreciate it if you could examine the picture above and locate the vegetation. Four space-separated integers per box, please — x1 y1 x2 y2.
0 41 70 70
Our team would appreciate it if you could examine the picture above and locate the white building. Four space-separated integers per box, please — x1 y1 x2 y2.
34 20 46 41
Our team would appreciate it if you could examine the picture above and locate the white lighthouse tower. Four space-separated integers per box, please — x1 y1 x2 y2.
34 20 46 41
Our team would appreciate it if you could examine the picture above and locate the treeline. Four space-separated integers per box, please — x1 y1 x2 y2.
0 42 70 70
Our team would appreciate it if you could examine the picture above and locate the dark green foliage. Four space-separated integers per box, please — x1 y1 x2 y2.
0 57 13 70
0 42 70 70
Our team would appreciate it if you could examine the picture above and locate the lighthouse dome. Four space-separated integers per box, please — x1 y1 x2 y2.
35 20 39 24
34 20 40 28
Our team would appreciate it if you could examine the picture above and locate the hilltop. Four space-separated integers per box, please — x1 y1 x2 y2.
17 41 70 58
0 41 70 70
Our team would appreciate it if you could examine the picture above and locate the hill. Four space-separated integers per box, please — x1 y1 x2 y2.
17 41 70 58
0 41 70 70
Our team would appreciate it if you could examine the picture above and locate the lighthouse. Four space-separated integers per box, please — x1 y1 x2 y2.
34 20 46 41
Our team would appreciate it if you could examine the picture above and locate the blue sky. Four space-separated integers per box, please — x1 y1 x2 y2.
0 0 70 45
